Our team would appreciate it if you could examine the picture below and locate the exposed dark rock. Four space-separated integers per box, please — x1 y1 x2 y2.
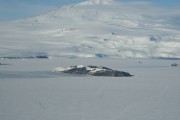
36 55 48 59
54 65 133 77
149 35 161 42
155 57 180 60
0 63 9 65
95 53 108 58
0 55 48 59
171 63 179 67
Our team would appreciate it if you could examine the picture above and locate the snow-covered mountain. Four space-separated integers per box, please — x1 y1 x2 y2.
0 0 180 58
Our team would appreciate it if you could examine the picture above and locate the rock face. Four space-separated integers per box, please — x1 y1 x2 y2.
54 65 133 77
171 63 179 67
0 63 7 65
0 55 48 59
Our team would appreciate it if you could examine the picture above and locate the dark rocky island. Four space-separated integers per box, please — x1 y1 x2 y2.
54 65 133 77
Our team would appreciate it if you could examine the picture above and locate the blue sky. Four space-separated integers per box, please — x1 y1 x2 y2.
120 0 180 7
0 0 180 21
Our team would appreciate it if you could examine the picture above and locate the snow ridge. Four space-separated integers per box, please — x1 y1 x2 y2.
79 0 114 6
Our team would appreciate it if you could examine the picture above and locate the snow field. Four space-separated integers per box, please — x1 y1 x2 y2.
0 58 180 120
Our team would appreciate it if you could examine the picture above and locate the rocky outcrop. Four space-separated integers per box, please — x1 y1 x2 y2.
0 63 7 65
171 63 180 67
53 65 133 77
0 55 48 59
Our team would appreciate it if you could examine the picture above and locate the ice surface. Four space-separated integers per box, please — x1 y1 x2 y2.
0 58 180 120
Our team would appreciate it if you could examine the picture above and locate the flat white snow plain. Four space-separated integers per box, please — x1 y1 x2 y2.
0 58 180 120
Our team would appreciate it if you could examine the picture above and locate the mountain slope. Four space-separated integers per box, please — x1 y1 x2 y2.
0 0 180 58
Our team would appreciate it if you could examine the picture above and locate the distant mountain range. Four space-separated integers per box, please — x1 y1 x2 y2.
0 0 180 58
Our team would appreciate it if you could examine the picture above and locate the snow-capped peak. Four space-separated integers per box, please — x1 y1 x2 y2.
89 0 113 4
78 0 114 6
